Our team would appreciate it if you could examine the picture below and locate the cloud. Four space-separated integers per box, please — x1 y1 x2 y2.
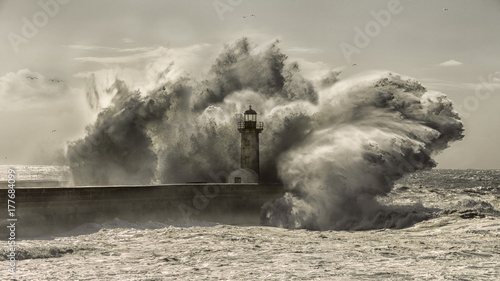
72 44 213 67
0 69 88 116
287 47 323 54
419 77 500 92
122 38 134 44
66 44 156 53
71 43 216 109
73 46 167 64
0 69 69 110
438 59 463 67
74 53 156 64
0 69 91 164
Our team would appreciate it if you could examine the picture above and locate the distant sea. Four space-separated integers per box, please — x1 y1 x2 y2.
1 164 498 189
0 165 72 187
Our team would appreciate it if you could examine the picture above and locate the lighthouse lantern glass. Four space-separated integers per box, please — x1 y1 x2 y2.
245 113 256 122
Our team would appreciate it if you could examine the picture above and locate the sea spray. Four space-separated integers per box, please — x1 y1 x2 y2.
68 38 320 185
261 73 464 230
68 38 464 230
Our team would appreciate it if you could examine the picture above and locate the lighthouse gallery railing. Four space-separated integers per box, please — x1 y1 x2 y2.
238 121 264 130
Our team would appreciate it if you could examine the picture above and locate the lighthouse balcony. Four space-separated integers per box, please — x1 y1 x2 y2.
238 121 264 130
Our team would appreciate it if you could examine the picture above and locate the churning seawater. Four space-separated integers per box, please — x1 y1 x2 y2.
0 166 499 280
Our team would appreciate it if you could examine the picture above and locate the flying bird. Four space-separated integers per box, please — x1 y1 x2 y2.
443 8 449 11
352 64 357 66
49 79 62 83
52 130 56 133
26 76 37 80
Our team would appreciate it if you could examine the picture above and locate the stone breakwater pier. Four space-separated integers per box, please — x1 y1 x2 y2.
0 183 284 238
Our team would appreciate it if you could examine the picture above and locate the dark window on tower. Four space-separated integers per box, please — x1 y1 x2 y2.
244 139 250 146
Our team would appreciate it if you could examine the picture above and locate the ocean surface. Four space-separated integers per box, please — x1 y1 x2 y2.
1 166 499 280
0 165 72 186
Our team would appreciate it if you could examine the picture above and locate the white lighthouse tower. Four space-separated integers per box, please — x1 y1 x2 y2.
238 105 263 175
229 106 263 183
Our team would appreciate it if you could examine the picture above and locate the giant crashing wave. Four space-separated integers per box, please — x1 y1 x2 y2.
67 38 464 230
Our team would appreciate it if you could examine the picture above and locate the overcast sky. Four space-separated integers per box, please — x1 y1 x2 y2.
1 0 499 168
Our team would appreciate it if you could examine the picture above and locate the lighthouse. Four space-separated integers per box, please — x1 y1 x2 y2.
237 105 263 178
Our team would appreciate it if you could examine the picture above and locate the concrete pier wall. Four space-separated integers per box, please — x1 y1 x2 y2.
0 183 285 238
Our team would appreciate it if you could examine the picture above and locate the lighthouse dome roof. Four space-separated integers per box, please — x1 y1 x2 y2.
244 105 257 115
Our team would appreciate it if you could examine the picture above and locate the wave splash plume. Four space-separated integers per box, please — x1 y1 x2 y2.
68 38 464 230
262 73 464 230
